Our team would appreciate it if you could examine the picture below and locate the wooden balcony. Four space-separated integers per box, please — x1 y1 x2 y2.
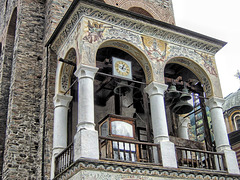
99 136 161 164
54 139 231 179
54 143 74 176
176 146 227 171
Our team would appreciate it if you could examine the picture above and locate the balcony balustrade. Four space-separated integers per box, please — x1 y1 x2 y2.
99 136 161 164
54 139 229 177
55 143 74 176
176 146 227 171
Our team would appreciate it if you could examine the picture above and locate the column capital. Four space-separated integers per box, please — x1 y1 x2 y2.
144 82 168 97
206 97 225 110
74 64 99 80
53 94 73 108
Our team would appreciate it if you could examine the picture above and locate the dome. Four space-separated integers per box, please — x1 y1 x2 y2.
223 88 240 112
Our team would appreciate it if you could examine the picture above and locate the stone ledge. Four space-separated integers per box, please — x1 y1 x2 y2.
54 158 240 180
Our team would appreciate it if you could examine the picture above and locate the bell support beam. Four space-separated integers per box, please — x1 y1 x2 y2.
145 82 177 168
73 64 99 161
206 97 240 174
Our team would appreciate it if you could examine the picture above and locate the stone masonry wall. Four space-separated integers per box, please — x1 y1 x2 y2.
0 34 15 179
45 0 73 43
38 48 57 180
40 1 74 178
0 1 18 178
0 0 45 179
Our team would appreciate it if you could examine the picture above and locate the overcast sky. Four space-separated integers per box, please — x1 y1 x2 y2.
172 0 240 97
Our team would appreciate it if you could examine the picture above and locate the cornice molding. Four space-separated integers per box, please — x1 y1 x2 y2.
49 1 225 55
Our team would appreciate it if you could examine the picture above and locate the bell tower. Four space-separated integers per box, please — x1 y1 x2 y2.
101 0 175 24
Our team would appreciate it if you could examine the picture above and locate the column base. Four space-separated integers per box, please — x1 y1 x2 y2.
159 141 178 168
223 149 240 174
216 144 231 152
74 129 99 161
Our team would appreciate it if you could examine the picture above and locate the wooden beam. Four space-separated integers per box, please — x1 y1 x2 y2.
59 58 76 66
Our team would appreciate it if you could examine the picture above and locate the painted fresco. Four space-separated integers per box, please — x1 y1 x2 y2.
55 15 222 97
141 36 170 82
60 64 72 93
81 18 155 83
81 19 112 65
142 37 168 63
59 48 76 94
166 44 218 78
83 20 112 43
51 3 222 56
194 51 218 77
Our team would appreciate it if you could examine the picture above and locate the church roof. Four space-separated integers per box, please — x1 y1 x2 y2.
223 88 240 112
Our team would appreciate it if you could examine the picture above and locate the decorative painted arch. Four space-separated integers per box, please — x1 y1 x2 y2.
97 40 154 84
164 57 213 98
128 7 154 18
119 1 159 20
230 110 240 130
58 48 77 94
103 0 160 20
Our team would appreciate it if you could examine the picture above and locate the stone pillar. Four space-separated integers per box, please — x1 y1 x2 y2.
74 64 99 160
145 82 177 168
51 94 73 179
178 116 190 140
206 97 240 174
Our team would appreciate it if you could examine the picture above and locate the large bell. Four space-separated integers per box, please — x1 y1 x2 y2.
166 85 180 99
180 87 192 101
114 81 131 95
172 100 193 114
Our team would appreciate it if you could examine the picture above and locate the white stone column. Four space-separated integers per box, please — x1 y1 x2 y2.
206 97 240 174
178 116 190 140
145 82 177 168
51 94 73 179
73 64 99 160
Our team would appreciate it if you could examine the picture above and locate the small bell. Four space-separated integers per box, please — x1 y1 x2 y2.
180 87 192 101
166 85 180 99
172 100 193 114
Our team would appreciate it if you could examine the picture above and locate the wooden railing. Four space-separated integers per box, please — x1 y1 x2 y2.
176 146 226 171
55 143 74 176
99 136 161 164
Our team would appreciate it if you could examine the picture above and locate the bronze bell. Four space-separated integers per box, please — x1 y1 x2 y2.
180 87 192 101
114 81 131 95
172 100 193 114
166 85 180 99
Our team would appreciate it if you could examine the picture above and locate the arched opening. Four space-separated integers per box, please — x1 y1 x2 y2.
67 69 77 146
164 61 214 151
128 7 154 18
231 112 240 130
0 7 17 176
95 47 154 162
59 48 77 145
